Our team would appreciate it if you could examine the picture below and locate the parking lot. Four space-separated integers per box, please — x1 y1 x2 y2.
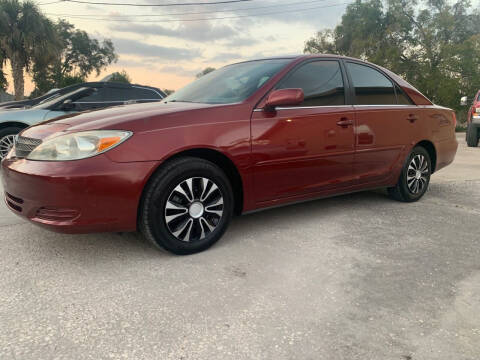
0 133 478 360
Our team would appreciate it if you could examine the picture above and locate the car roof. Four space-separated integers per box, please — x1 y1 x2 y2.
229 54 374 66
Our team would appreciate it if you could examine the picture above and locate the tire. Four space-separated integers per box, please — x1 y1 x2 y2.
388 146 431 202
466 122 479 147
139 157 234 255
0 126 23 159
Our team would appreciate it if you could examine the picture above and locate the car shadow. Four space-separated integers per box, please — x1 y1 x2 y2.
18 188 395 261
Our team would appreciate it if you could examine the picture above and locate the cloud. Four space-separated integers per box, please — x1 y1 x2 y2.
221 37 258 48
110 21 237 42
208 52 244 63
111 37 201 60
157 65 200 77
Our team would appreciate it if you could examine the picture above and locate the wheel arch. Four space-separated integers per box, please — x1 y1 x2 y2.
415 140 437 173
141 147 245 216
0 121 29 131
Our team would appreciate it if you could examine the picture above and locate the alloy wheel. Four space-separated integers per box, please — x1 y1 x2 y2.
164 177 224 242
0 134 16 159
406 154 429 194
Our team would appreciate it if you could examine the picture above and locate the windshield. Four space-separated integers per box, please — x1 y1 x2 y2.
34 87 92 109
165 59 291 104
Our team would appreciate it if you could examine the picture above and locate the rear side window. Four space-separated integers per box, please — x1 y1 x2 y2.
103 88 131 102
346 62 396 105
395 85 413 105
277 60 345 106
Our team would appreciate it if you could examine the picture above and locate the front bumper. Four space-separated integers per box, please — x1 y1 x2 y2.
2 155 159 233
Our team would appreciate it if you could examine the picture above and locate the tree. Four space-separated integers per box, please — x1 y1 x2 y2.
108 70 131 83
32 19 117 95
163 89 174 96
0 0 59 99
304 0 480 119
0 50 7 90
196 67 215 78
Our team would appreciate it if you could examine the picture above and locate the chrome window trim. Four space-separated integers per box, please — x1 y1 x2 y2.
73 100 160 104
253 105 354 112
253 104 418 112
354 104 417 107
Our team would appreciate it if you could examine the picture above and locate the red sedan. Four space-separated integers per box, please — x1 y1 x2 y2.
2 55 458 254
461 90 480 147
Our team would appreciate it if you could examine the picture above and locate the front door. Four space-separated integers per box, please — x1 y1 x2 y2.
252 60 356 203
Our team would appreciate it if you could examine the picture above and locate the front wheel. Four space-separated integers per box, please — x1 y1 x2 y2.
0 126 23 159
388 146 431 202
139 157 234 255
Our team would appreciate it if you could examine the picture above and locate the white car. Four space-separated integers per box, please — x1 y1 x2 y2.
0 84 165 158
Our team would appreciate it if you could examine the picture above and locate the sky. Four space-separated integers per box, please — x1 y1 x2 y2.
5 0 479 96
5 0 351 95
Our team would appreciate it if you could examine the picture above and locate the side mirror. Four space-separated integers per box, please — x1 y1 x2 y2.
61 99 75 111
460 96 468 106
264 88 304 111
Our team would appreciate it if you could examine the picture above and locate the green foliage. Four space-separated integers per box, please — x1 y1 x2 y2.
0 0 59 99
32 19 117 96
196 67 216 78
163 89 175 96
108 70 131 84
304 0 480 122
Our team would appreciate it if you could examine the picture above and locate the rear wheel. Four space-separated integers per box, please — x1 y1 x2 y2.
139 157 234 255
388 146 431 202
0 126 23 159
466 122 479 147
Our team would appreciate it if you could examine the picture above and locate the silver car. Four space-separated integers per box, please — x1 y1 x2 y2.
0 84 165 158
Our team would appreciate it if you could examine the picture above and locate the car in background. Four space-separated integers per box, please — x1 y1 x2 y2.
0 82 165 158
2 55 458 255
0 81 165 110
461 92 480 147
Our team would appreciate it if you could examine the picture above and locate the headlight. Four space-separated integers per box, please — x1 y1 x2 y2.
26 130 132 161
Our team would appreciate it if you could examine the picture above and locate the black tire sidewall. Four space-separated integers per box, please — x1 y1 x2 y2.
466 122 479 147
398 146 432 202
141 158 234 255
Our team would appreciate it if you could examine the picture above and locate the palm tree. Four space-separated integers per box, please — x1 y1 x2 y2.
0 0 59 99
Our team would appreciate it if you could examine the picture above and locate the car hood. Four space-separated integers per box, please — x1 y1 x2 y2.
21 101 234 140
0 107 49 120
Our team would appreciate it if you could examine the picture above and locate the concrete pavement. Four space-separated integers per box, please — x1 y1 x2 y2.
1 133 479 360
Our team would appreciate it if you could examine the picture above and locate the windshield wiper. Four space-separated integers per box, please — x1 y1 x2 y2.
164 100 199 104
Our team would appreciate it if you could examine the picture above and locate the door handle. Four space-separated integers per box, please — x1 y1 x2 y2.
336 118 354 128
407 114 418 123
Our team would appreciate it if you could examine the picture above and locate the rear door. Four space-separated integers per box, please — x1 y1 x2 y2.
252 59 356 202
345 61 420 185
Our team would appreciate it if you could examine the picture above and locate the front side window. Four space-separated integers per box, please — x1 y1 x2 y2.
131 87 163 100
76 88 104 103
165 59 290 104
276 60 345 106
346 62 396 105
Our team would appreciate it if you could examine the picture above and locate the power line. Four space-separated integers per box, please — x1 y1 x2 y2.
61 0 253 6
48 2 350 22
38 0 63 4
45 0 332 18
